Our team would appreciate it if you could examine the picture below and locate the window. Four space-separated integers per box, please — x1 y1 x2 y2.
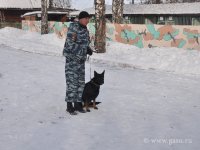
159 16 164 21
169 16 173 21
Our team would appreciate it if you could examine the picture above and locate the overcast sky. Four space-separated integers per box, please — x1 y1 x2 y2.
71 0 137 10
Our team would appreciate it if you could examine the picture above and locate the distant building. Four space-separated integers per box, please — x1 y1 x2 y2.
70 2 200 26
0 0 73 28
22 11 73 22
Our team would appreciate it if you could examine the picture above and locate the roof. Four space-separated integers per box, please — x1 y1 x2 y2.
0 0 41 9
70 2 200 16
22 11 68 17
0 0 71 9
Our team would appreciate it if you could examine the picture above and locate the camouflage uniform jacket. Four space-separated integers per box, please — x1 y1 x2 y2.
63 22 90 62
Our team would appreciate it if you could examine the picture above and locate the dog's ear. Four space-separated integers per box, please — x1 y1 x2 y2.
94 71 97 76
102 70 105 75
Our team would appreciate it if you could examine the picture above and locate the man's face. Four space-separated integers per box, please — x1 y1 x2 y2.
79 17 90 26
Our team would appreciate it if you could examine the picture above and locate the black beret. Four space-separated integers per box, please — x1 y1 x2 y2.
78 11 90 19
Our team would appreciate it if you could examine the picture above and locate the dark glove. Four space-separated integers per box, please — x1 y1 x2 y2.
87 46 93 56
79 59 85 64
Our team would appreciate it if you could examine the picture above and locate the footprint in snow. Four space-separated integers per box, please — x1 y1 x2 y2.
51 121 57 124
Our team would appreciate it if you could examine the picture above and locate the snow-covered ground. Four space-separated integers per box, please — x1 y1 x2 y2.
0 27 200 150
1 27 200 76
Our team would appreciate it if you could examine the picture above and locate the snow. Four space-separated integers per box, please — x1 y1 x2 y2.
0 27 200 150
22 11 69 18
1 27 200 76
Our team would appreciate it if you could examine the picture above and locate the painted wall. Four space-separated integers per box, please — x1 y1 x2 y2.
22 20 200 50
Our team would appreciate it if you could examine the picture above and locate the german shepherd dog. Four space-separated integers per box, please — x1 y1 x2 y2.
82 70 105 112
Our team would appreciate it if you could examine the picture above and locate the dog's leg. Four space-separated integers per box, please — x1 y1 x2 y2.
93 99 98 110
85 101 90 112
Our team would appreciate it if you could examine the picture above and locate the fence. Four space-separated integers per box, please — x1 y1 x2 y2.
22 20 200 50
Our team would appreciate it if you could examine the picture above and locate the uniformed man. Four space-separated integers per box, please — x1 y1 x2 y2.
63 11 93 115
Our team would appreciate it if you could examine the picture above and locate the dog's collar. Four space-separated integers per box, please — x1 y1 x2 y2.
91 80 100 87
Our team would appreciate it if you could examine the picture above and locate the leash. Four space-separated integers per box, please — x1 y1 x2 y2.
88 55 92 80
87 49 99 80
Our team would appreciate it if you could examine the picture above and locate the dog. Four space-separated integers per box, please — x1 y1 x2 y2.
82 70 105 112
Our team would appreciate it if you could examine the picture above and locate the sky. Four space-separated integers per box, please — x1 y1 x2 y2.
71 0 137 10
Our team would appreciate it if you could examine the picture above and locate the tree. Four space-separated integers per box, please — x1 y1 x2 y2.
0 10 5 22
49 0 54 8
94 0 106 53
52 0 71 8
155 0 161 3
125 0 134 4
112 0 124 23
41 0 48 34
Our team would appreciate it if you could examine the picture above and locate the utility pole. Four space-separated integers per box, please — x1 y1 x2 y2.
94 0 106 53
112 0 124 24
41 0 48 34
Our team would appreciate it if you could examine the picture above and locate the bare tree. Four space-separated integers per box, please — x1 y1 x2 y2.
126 0 134 4
155 0 161 3
112 0 124 23
49 0 54 8
95 0 106 53
0 10 5 22
52 0 71 8
41 0 48 34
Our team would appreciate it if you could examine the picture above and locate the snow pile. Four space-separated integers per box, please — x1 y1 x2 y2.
1 27 200 76
0 27 65 56
92 42 200 75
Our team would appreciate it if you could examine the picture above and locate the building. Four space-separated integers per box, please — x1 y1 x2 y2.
0 0 41 28
70 2 200 26
0 0 72 28
22 11 73 22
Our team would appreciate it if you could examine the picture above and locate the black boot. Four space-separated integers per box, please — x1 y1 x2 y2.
74 102 86 113
66 102 77 115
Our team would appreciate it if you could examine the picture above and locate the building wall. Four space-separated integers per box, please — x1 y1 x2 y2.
89 14 200 25
1 10 34 22
22 20 200 50
0 9 39 29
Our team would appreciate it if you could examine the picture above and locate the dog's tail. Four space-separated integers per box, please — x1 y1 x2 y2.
91 102 101 106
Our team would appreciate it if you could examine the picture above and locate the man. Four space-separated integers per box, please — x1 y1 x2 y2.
63 11 93 115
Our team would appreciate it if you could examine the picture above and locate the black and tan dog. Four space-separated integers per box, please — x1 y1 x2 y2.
82 70 105 112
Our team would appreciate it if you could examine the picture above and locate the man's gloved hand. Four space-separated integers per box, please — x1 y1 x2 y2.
79 58 85 64
87 46 93 56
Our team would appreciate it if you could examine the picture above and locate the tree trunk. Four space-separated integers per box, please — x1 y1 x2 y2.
95 0 106 53
49 0 53 8
112 0 124 24
155 0 161 3
0 10 5 22
41 0 48 34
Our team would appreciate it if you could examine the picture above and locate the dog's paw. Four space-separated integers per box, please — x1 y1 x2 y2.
94 106 98 110
86 109 90 112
